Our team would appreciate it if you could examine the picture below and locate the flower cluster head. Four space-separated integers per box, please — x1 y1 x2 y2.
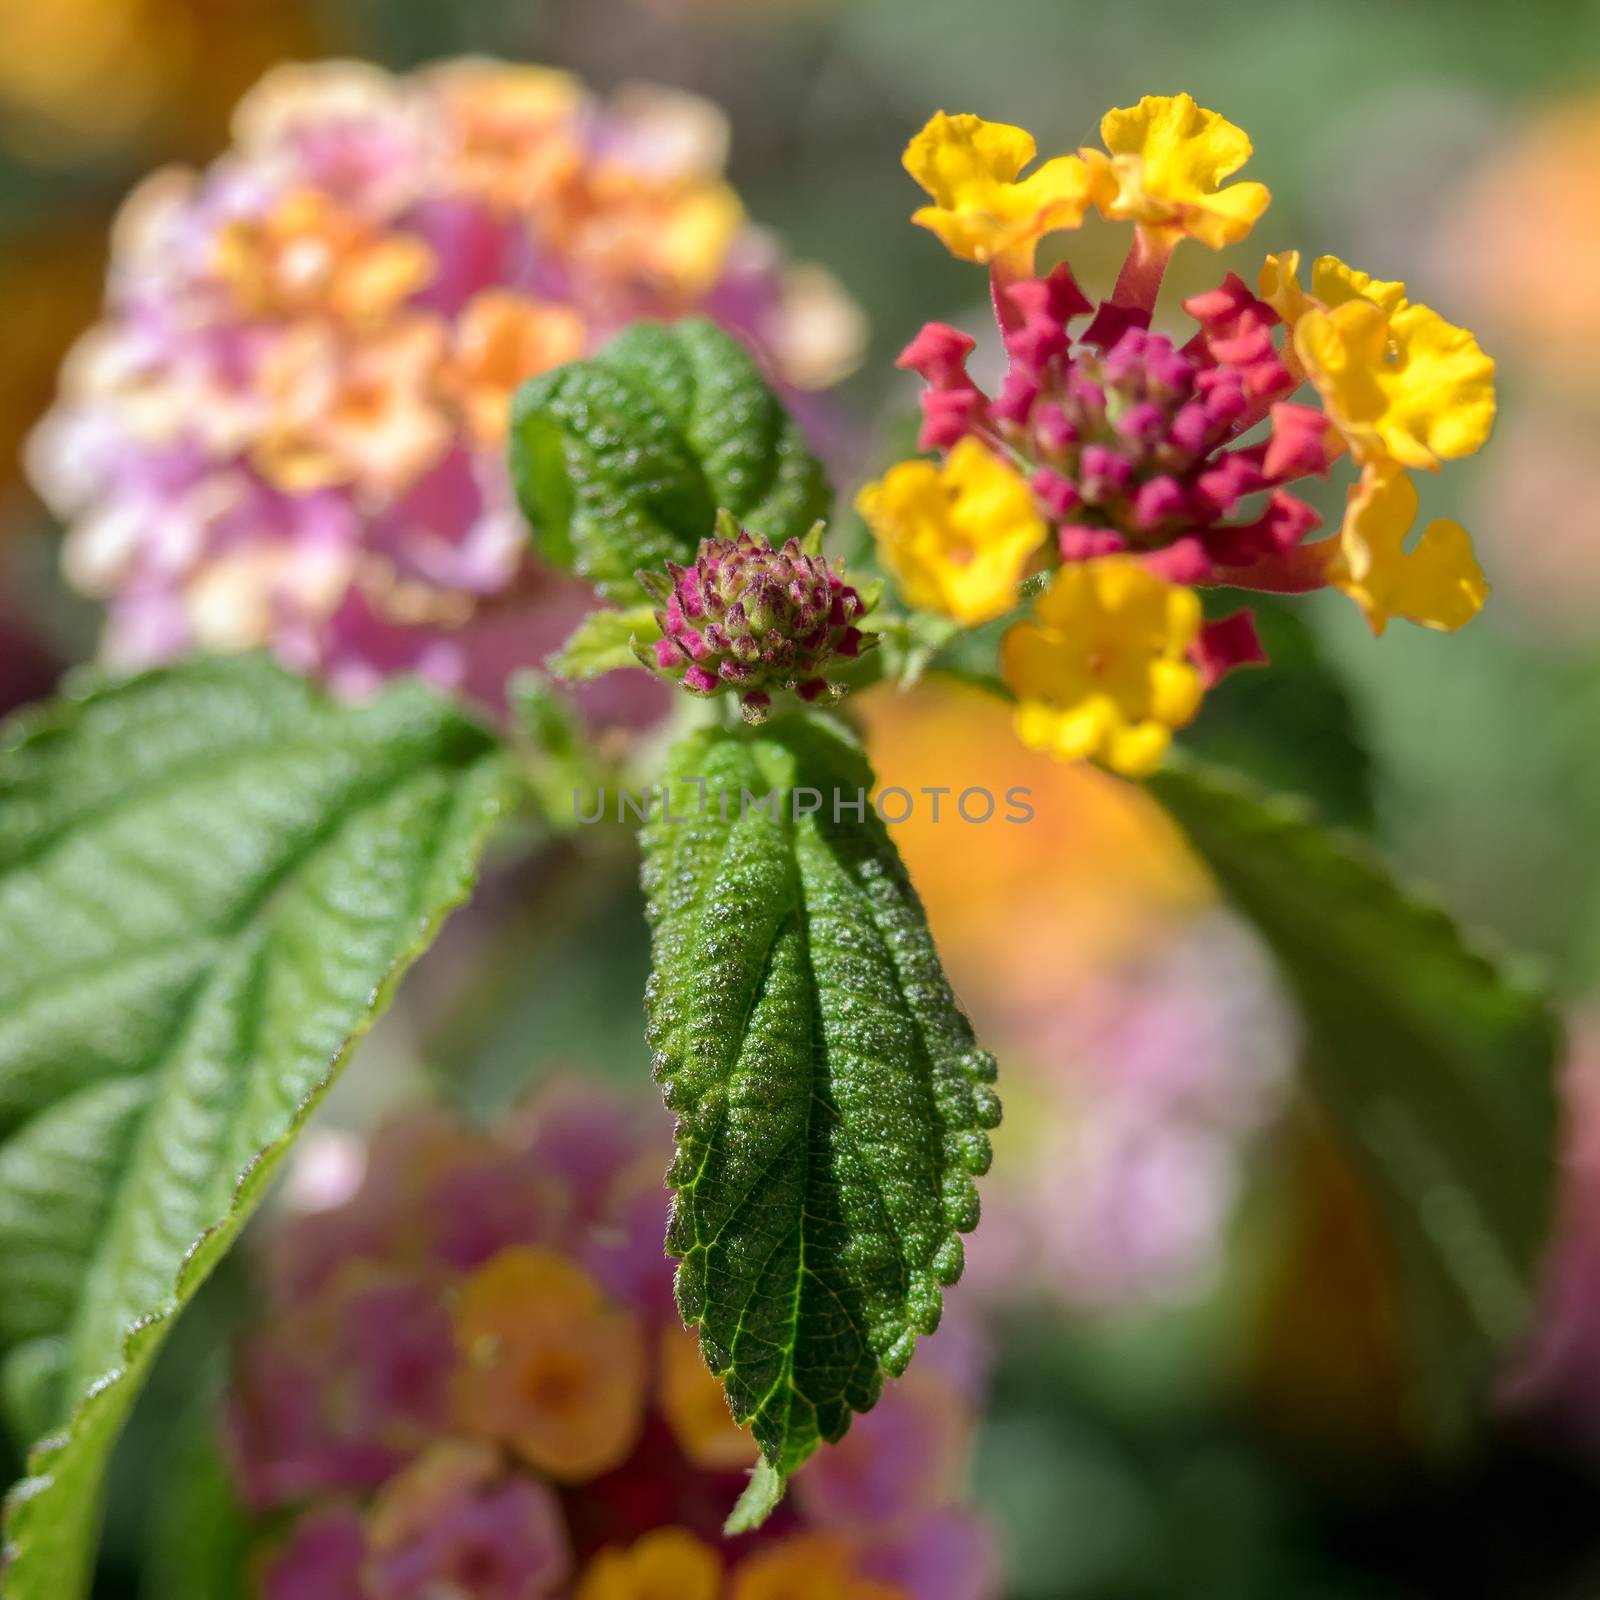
28 59 863 705
638 516 878 723
224 1081 995 1599
859 93 1497 777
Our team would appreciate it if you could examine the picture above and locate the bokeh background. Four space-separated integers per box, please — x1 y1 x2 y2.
5 1 1600 1596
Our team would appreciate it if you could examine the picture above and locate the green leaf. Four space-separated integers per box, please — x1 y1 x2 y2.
506 672 610 833
641 714 999 1510
1148 759 1560 1429
1179 594 1375 832
548 605 661 682
509 317 831 601
0 655 510 1595
138 1364 251 1600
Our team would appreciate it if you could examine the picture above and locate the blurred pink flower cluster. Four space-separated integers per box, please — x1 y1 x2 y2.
968 914 1295 1311
225 1081 996 1599
27 59 863 706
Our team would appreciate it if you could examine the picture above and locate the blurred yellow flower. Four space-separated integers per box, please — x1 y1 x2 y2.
1295 293 1496 471
453 1247 646 1482
215 188 435 325
578 1527 722 1600
558 168 746 300
0 0 317 164
1327 464 1488 635
255 316 452 496
431 61 585 213
1083 93 1270 250
904 111 1092 275
730 1534 906 1600
444 290 586 449
856 437 1047 625
657 1324 753 1471
1000 558 1202 778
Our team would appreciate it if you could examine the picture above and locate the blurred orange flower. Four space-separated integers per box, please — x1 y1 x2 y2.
578 1526 722 1600
453 1247 647 1481
730 1534 907 1600
1437 95 1600 394
657 1324 754 1471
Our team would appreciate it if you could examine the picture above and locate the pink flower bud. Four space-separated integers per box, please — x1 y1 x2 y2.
1031 467 1083 522
640 523 877 722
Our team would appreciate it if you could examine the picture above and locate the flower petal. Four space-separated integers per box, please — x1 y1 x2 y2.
999 557 1202 776
1330 465 1489 634
1296 295 1496 470
906 111 1091 273
1086 93 1270 248
856 437 1046 624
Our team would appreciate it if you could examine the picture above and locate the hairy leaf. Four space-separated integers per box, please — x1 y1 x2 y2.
548 605 660 682
509 318 831 601
1149 759 1559 1426
641 715 998 1512
0 656 509 1595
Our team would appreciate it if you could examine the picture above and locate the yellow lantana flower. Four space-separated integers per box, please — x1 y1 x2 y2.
855 437 1047 625
578 1528 722 1600
904 111 1092 275
1327 464 1488 635
1295 292 1496 471
999 558 1202 779
1082 93 1270 249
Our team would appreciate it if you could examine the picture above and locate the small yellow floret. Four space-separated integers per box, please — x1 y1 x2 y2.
999 558 1203 778
1083 93 1270 249
856 437 1047 625
904 111 1092 275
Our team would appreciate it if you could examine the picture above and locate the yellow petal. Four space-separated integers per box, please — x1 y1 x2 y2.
999 557 1203 776
1259 249 1309 323
1147 656 1204 726
905 111 1037 199
1086 92 1270 248
1330 465 1489 634
1106 720 1173 779
905 111 1091 273
1296 295 1496 470
856 437 1046 625
1311 254 1408 315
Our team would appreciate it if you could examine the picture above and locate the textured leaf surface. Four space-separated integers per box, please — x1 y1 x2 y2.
1150 760 1559 1423
509 317 831 601
0 656 509 1595
641 715 998 1497
548 605 660 682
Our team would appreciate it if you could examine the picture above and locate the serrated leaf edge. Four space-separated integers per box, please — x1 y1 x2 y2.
0 669 512 1585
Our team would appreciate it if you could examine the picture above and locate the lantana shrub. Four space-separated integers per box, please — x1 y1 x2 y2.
0 72 1561 1600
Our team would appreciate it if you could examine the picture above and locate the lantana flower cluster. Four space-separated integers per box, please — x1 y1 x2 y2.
224 1081 995 1600
639 519 877 723
857 94 1497 776
27 59 862 704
